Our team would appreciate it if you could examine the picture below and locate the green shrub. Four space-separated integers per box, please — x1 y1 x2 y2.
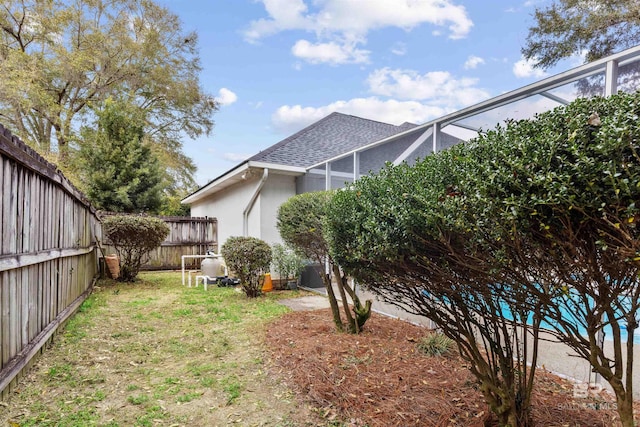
271 243 304 282
278 191 372 333
326 92 640 426
417 333 455 357
102 215 169 282
221 236 271 298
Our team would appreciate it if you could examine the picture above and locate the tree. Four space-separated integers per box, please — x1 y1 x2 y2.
78 98 164 213
463 93 640 427
327 158 544 426
277 191 372 334
522 0 640 69
103 215 169 282
0 0 216 178
221 236 272 298
328 92 640 427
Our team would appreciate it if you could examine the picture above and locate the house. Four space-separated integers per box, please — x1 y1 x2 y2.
184 45 640 254
182 44 640 397
181 112 430 248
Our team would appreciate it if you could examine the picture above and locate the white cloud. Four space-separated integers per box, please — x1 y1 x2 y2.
246 0 472 42
292 39 370 64
223 152 250 162
464 55 485 69
243 0 311 42
272 97 446 134
217 88 238 106
271 65 493 134
513 57 548 78
391 42 407 56
367 67 490 107
245 0 472 65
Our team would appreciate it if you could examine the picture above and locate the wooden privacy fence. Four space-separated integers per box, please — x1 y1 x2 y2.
0 125 100 398
101 215 217 270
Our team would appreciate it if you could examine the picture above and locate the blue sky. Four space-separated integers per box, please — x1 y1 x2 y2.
156 0 580 186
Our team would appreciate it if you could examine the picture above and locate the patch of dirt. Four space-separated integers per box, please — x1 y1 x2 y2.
266 308 628 427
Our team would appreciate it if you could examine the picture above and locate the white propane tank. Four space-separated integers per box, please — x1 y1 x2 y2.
202 256 223 278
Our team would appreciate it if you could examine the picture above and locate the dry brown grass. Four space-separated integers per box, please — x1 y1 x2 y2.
0 272 324 427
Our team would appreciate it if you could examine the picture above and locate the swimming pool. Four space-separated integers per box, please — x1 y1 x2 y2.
421 287 640 343
500 298 640 344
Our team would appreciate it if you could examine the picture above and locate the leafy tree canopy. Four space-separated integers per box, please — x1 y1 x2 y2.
523 0 640 69
277 191 333 264
0 0 216 188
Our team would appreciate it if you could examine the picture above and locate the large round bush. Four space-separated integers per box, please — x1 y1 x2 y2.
102 215 169 282
221 236 271 298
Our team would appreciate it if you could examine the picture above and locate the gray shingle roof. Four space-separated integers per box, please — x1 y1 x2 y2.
248 112 417 167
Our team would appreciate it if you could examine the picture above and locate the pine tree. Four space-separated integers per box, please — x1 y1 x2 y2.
79 98 163 213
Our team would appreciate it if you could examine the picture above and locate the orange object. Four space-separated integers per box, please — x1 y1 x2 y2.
105 254 120 279
262 273 273 292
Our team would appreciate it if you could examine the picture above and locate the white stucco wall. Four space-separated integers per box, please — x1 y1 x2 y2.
259 173 296 245
189 170 297 250
190 177 257 250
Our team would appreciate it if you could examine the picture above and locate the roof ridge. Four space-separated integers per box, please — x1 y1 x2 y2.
248 111 405 162
335 113 400 128
247 112 345 161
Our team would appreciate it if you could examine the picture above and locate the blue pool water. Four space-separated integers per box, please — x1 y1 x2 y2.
422 288 640 344
502 300 640 344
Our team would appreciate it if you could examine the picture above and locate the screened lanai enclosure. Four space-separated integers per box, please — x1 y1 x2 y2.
298 44 640 192
296 44 640 398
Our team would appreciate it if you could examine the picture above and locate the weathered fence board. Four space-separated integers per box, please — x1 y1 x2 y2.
0 124 100 399
102 216 217 271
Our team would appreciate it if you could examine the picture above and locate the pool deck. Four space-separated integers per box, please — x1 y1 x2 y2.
292 284 640 400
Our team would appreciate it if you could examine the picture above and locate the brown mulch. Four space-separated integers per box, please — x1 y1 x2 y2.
266 309 626 427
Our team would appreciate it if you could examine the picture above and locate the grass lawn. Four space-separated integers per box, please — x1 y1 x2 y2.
1 271 626 426
0 272 325 427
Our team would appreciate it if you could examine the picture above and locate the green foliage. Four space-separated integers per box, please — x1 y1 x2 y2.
221 236 272 298
277 191 333 263
461 93 640 427
417 333 455 357
327 148 541 425
78 98 164 213
103 215 170 282
158 193 191 216
271 243 305 281
278 191 372 333
523 0 640 68
0 0 216 162
327 92 640 427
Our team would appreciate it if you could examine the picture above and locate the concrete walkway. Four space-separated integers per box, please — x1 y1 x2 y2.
277 295 332 311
